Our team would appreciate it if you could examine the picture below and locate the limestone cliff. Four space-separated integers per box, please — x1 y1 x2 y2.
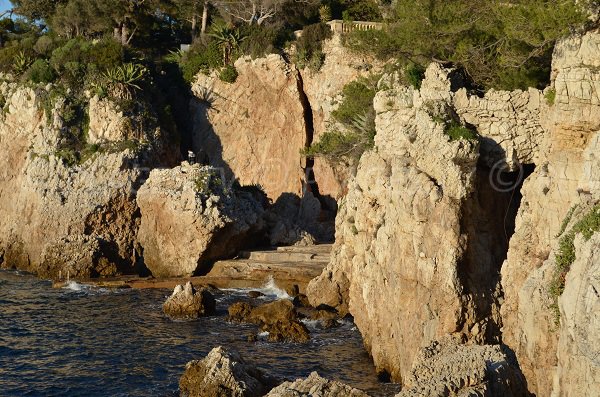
190 36 383 204
0 83 174 279
499 30 600 397
191 54 308 202
308 29 600 395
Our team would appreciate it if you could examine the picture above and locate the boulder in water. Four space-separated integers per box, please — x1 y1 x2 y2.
179 346 279 397
227 299 310 343
163 282 216 319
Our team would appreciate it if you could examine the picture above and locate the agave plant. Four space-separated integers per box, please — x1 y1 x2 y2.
13 51 33 76
164 49 185 64
102 63 148 100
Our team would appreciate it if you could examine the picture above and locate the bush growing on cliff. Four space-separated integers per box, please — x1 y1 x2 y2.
331 76 377 125
219 65 238 83
445 121 478 141
178 41 223 83
294 22 332 71
306 76 378 165
550 204 600 324
25 59 56 84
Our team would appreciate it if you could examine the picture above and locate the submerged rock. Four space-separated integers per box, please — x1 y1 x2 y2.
265 371 370 397
163 282 216 319
179 346 278 397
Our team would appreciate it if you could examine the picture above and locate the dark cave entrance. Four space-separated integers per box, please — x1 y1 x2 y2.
459 162 535 342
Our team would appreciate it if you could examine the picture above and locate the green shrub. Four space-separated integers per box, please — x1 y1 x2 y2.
550 204 600 324
295 23 332 71
340 0 383 21
239 24 281 59
219 65 238 83
25 59 56 84
445 120 478 141
180 41 223 83
86 38 124 72
405 63 425 89
50 38 91 76
331 77 377 125
545 88 557 106
306 76 379 165
342 29 399 60
33 35 56 57
304 128 369 162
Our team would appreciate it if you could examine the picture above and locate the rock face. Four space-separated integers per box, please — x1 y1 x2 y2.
499 30 600 397
136 163 264 278
308 29 600 396
0 84 166 279
396 338 527 397
179 346 278 397
265 372 369 397
87 96 129 144
308 65 484 381
556 232 600 397
191 54 307 201
454 87 546 170
191 37 382 204
163 282 216 319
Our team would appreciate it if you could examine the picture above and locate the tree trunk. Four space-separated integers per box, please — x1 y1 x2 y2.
121 23 130 46
201 1 209 34
191 14 198 42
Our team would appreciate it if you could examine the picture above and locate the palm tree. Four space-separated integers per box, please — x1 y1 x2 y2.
209 23 245 65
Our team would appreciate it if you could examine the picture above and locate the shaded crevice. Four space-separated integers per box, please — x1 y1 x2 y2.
458 163 535 343
295 70 318 197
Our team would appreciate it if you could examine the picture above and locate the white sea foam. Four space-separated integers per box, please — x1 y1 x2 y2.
258 276 290 300
222 276 291 300
257 331 270 339
63 280 89 292
300 319 321 330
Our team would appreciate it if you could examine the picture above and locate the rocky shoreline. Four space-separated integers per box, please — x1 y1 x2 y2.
1 28 599 396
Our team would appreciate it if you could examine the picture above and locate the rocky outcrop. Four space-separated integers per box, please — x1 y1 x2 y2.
191 54 307 201
265 372 369 397
136 163 264 278
0 85 165 279
179 347 278 397
499 30 600 397
87 96 129 144
227 299 310 343
309 29 600 396
308 65 483 381
163 282 216 319
396 338 527 397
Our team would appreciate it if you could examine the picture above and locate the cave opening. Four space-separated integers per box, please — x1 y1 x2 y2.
459 162 535 342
